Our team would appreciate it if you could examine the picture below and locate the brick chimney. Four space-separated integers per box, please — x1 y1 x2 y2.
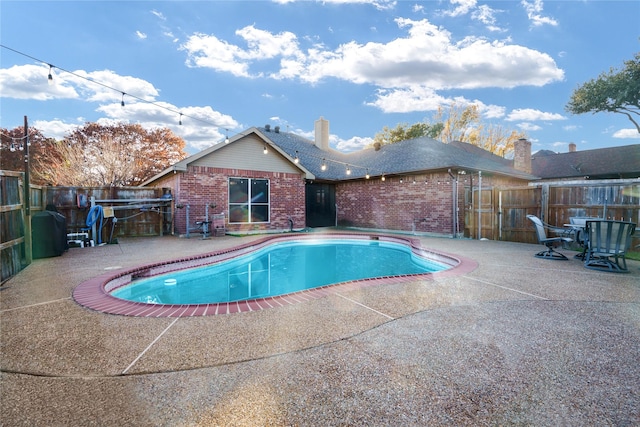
314 116 329 151
513 138 532 174
569 142 576 152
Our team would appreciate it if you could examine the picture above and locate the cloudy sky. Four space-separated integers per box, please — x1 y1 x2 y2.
1 0 638 154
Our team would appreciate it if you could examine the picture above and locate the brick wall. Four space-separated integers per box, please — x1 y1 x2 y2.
167 166 305 235
335 172 528 236
336 172 459 235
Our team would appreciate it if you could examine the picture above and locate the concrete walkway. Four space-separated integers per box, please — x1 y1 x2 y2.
1 234 639 426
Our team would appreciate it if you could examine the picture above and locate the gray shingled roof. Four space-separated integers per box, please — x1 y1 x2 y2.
261 127 537 181
531 144 640 179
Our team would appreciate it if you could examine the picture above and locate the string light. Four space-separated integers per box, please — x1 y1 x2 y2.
294 151 300 164
365 170 370 179
2 45 394 180
0 44 231 133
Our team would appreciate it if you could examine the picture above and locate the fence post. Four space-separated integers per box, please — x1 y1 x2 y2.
541 184 549 223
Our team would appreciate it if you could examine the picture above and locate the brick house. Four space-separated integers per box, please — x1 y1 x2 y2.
143 117 539 237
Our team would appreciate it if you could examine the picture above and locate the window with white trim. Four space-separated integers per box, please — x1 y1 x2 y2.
228 178 270 223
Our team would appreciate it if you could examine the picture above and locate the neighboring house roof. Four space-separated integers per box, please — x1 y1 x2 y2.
532 144 640 180
261 126 538 181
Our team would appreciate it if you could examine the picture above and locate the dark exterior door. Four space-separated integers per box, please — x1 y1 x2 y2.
306 183 336 227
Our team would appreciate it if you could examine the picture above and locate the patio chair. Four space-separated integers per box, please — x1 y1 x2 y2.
568 216 600 258
526 214 573 260
583 220 636 273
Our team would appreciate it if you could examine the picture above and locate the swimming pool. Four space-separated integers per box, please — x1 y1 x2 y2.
73 233 473 317
111 238 447 305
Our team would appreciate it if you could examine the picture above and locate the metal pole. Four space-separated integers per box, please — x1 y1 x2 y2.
478 171 482 240
23 115 32 264
23 116 30 217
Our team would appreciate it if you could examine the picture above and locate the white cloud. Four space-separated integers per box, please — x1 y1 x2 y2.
69 69 160 103
480 104 506 119
0 64 78 100
366 86 506 116
443 0 477 17
521 0 558 27
505 108 565 121
136 31 147 40
181 18 563 91
310 0 397 11
0 64 161 104
0 62 238 152
366 86 449 113
96 101 239 151
612 129 640 139
181 32 255 77
151 10 166 20
472 5 505 32
31 119 82 139
335 135 374 152
518 122 542 131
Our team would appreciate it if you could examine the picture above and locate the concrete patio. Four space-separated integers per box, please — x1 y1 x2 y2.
1 233 639 426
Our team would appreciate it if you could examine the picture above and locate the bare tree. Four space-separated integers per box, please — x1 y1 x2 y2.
374 102 526 156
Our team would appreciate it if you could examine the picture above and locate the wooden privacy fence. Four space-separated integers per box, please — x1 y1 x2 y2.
0 171 44 283
1 173 172 283
496 179 639 249
47 186 173 241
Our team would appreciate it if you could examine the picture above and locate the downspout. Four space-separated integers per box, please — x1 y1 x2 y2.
448 169 458 238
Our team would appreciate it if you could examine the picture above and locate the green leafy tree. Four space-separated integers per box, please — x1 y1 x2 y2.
566 52 640 133
373 122 443 145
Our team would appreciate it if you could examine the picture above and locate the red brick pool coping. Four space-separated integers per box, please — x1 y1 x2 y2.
73 233 478 317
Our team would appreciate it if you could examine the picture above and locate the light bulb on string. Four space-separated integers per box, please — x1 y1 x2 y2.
294 151 300 164
225 129 230 144
346 166 351 175
263 145 268 155
47 64 54 85
179 113 183 125
321 159 327 171
121 92 125 107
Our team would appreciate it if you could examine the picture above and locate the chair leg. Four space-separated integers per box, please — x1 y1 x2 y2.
584 254 629 273
535 246 569 260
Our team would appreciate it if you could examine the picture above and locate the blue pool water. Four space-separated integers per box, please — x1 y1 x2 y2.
111 239 447 305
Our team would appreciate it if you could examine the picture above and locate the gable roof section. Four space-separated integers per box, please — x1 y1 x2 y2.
141 127 314 185
532 144 640 179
